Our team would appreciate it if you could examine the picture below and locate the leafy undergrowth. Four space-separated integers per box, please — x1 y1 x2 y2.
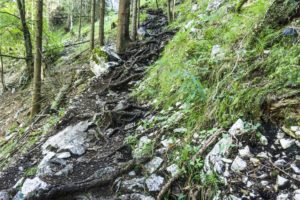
135 0 300 132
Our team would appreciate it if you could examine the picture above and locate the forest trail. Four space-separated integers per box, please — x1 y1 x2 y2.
0 9 175 200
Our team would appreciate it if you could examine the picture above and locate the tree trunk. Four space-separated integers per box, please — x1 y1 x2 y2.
116 0 131 54
167 0 172 23
31 0 43 117
90 0 96 50
78 0 83 39
99 0 105 46
172 0 175 20
137 0 140 28
16 0 34 81
156 0 159 10
131 0 138 41
0 48 6 92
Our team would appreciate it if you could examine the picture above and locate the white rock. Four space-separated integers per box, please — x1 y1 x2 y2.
13 177 25 189
247 181 253 187
291 126 300 132
128 171 136 176
56 152 71 159
277 131 285 139
173 128 187 133
260 135 268 145
121 177 145 192
0 191 9 200
204 135 233 174
206 0 226 12
257 152 269 159
296 155 300 160
238 146 252 158
222 158 233 163
231 156 247 172
280 139 295 149
274 159 287 167
191 4 198 12
291 161 300 174
296 141 300 148
294 190 300 200
21 177 48 197
211 45 225 60
261 181 269 186
161 138 174 149
145 157 163 173
37 152 56 175
166 164 180 177
250 158 260 166
145 174 164 192
276 193 289 200
228 119 244 137
277 175 289 188
42 121 90 155
119 193 155 200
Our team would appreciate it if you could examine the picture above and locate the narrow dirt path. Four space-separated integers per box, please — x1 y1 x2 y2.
0 9 175 200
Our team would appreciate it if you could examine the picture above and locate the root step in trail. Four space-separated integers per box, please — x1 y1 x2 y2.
0 10 175 200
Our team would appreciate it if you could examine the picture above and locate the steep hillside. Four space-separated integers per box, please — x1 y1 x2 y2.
0 0 300 200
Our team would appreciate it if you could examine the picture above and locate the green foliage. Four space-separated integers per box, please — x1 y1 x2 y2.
135 0 300 129
24 166 37 177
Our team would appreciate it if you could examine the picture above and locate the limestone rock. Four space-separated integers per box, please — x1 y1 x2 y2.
145 174 164 192
294 190 300 200
20 177 48 198
145 157 163 173
42 121 90 156
279 138 294 149
277 175 289 189
119 193 155 200
166 164 180 177
120 177 145 193
0 191 9 200
276 193 289 200
204 134 232 174
231 156 247 172
228 119 244 137
238 146 252 158
206 0 226 12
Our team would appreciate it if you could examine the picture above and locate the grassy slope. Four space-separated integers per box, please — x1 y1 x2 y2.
136 0 300 131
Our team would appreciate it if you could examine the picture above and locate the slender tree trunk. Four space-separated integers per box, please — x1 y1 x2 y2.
31 0 43 117
137 0 140 28
131 0 138 41
90 0 96 50
99 0 105 46
116 0 131 54
172 0 175 20
0 48 6 92
156 0 159 10
167 0 172 23
78 0 83 39
16 0 34 81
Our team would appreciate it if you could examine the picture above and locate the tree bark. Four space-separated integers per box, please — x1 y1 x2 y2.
90 0 96 50
167 0 172 23
131 0 138 41
31 0 43 117
156 0 159 10
16 0 34 81
78 0 83 39
0 47 6 92
116 0 131 54
99 0 105 46
137 0 140 28
172 0 175 20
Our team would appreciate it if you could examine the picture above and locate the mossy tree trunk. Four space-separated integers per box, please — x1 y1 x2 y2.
16 0 34 81
31 0 43 117
131 0 138 41
99 0 105 46
167 0 172 23
116 0 131 54
0 47 6 92
90 0 96 50
78 0 83 39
